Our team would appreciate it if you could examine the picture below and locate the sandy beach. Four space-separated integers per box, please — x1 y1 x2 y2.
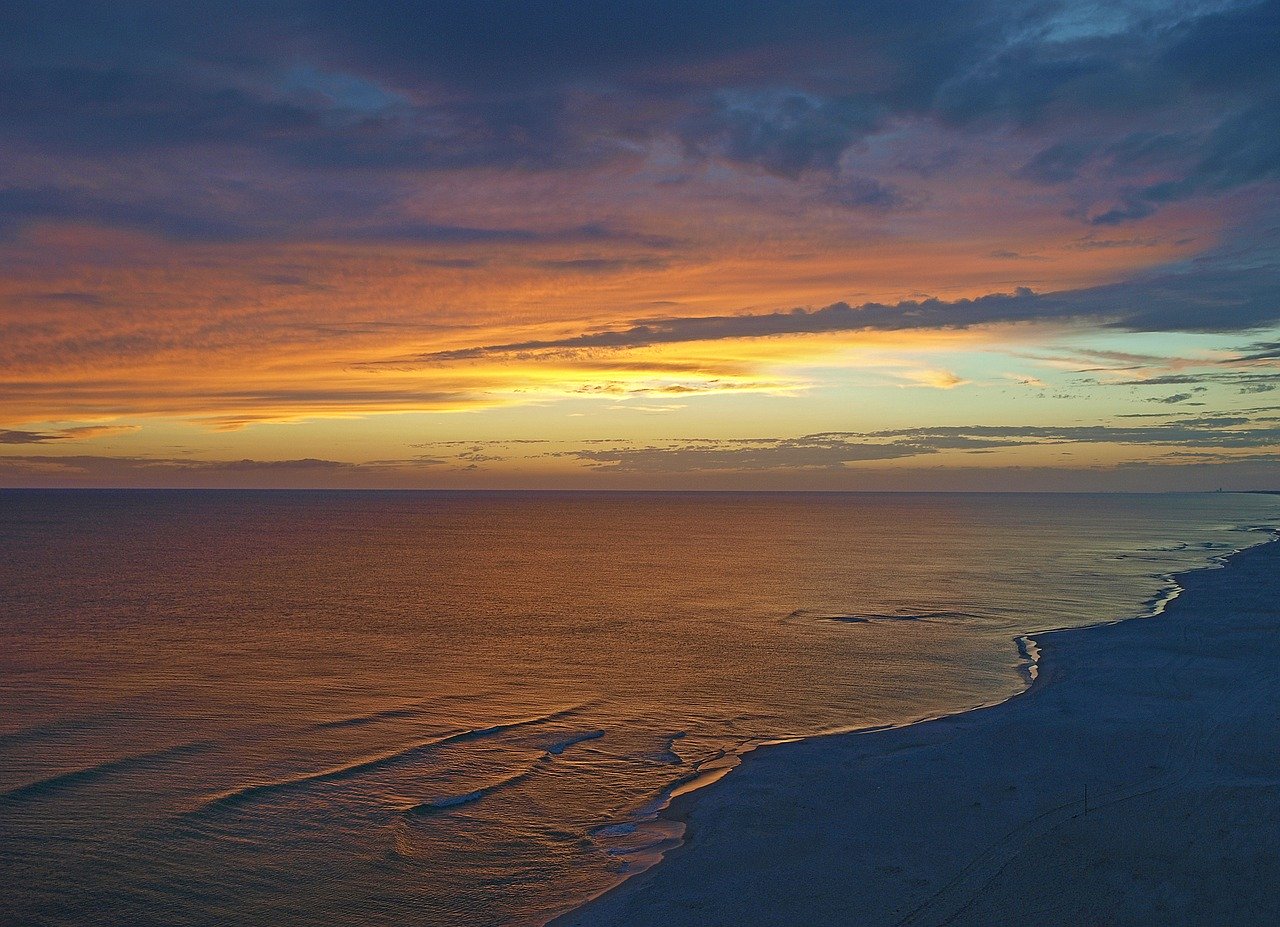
553 533 1280 927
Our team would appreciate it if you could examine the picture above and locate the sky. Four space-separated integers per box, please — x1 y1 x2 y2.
1 0 1278 490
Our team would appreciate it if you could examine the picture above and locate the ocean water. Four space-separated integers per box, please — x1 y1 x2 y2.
2 490 1277 926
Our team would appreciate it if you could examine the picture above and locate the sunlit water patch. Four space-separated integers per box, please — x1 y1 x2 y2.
2 490 1276 925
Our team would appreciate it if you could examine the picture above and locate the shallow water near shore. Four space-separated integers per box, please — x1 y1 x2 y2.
2 490 1277 926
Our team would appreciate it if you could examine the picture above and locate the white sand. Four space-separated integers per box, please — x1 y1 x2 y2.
552 536 1280 926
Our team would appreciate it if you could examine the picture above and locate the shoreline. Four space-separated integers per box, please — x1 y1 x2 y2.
551 529 1280 927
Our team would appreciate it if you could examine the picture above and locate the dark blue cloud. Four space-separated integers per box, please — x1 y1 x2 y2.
0 66 318 153
295 0 983 93
0 185 675 247
829 175 906 210
1018 141 1097 184
1161 0 1280 91
0 186 257 242
0 0 979 189
0 1 1277 236
678 93 885 179
1092 96 1280 224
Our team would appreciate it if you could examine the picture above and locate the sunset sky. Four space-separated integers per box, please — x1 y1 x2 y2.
2 0 1278 489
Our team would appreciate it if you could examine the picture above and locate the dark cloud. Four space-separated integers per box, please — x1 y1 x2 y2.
829 175 906 210
1113 372 1280 389
0 429 58 445
0 66 318 155
568 436 926 472
0 425 136 444
1161 0 1280 92
405 252 1280 363
531 256 671 274
1091 97 1280 225
935 34 1160 130
865 423 1280 449
0 186 258 242
944 2 1280 224
1234 341 1280 362
1178 416 1253 428
1089 199 1158 227
0 3 1269 167
0 185 672 247
295 0 985 98
678 93 885 178
0 0 977 174
564 419 1280 473
0 0 1276 246
1018 141 1096 184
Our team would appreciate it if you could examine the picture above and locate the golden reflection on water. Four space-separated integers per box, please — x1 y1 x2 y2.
1 490 1275 926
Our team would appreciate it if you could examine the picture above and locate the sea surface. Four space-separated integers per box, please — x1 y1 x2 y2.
2 490 1277 926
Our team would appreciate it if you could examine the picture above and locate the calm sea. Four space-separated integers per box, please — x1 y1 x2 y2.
2 490 1277 926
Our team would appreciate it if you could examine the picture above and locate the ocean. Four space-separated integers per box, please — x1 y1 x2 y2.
2 490 1276 926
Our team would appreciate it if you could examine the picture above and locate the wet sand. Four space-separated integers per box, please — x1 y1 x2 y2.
553 534 1280 926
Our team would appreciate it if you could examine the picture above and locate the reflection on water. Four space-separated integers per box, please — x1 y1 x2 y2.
1 490 1275 925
